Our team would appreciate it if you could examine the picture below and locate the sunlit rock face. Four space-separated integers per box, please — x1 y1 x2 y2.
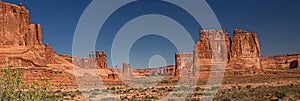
261 54 300 70
0 2 60 67
0 1 79 86
194 30 231 71
229 29 262 73
175 52 194 77
176 29 264 75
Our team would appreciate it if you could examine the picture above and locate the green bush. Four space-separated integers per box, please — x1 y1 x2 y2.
246 85 252 89
275 91 287 99
0 64 61 100
222 97 231 101
110 87 116 90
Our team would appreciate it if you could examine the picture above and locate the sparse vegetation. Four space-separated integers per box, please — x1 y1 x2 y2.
275 91 287 99
0 64 60 100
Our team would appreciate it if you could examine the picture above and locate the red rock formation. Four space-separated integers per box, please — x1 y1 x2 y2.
0 1 78 86
122 63 132 79
229 29 262 73
261 54 300 70
174 52 194 77
21 67 77 86
95 50 107 69
194 30 231 71
176 29 261 75
0 2 59 67
0 2 29 46
72 50 107 69
113 63 134 80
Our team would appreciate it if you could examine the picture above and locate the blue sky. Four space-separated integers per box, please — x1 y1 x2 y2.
3 0 300 69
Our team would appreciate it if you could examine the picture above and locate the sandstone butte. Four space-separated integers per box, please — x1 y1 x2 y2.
0 1 299 86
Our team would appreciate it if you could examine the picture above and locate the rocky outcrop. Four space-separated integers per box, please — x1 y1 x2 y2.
0 1 79 86
72 51 107 69
175 52 194 76
21 67 77 86
0 2 59 67
261 54 300 70
0 2 43 46
176 29 262 75
0 2 29 46
194 30 231 71
114 63 134 80
131 68 152 78
194 30 231 60
95 50 107 69
229 29 262 73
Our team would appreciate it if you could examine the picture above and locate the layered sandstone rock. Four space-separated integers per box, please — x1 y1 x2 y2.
229 29 262 73
72 51 107 69
175 52 194 77
0 2 59 67
114 63 134 80
95 50 107 69
261 54 300 70
131 68 152 78
149 65 175 76
0 2 29 46
176 29 262 75
194 30 230 71
0 1 78 86
21 67 76 86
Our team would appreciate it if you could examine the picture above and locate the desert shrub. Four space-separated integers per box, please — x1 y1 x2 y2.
158 87 165 90
102 89 109 93
191 98 200 101
110 87 116 90
246 85 252 89
151 90 157 92
161 80 169 84
0 64 61 100
255 98 267 101
232 86 236 89
211 86 220 91
237 86 242 90
222 97 231 101
275 91 287 99
195 87 200 91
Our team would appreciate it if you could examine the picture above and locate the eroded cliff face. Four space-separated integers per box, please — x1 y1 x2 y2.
0 2 29 46
176 29 263 75
0 2 60 67
194 30 231 71
72 51 107 69
0 1 78 86
229 29 262 73
261 54 300 70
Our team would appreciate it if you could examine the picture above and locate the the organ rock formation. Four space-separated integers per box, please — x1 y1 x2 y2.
176 29 263 75
229 29 262 73
193 30 231 71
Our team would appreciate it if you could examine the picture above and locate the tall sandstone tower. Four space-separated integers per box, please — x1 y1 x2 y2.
0 1 77 86
0 2 59 67
0 2 42 46
176 29 262 76
229 29 262 73
194 30 231 71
